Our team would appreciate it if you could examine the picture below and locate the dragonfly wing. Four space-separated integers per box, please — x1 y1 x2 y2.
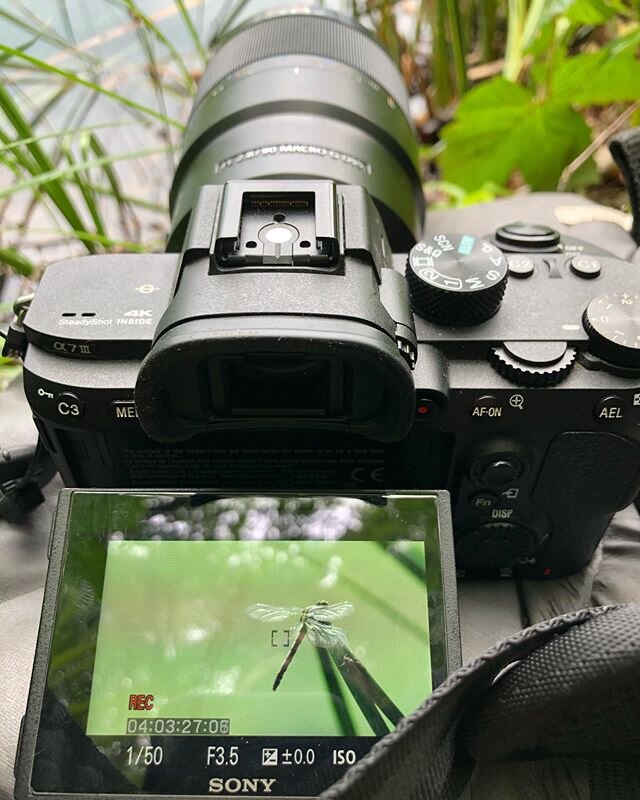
306 620 349 650
247 604 301 622
309 601 354 622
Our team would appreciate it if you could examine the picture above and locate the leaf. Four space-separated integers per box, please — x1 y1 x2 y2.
518 103 592 188
439 76 591 191
0 247 34 275
551 31 640 105
563 0 617 24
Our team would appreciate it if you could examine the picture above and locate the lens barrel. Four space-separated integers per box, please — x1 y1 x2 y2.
168 9 425 251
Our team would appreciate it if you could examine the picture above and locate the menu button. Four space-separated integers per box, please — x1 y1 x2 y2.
111 400 138 421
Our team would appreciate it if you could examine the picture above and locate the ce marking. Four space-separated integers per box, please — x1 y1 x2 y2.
350 467 384 484
509 394 525 411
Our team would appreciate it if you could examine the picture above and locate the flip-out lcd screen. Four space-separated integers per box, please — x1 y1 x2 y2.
19 491 457 799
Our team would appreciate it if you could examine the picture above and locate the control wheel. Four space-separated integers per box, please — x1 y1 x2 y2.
456 522 537 570
489 341 576 386
583 293 640 368
406 234 508 326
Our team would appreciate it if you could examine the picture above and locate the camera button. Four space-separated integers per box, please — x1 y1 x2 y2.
594 395 625 422
415 396 439 419
570 255 601 278
507 255 535 278
495 222 561 252
469 490 498 510
479 458 522 486
55 392 85 419
470 395 503 419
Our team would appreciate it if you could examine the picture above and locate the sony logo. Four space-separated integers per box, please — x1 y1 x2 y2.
208 777 277 794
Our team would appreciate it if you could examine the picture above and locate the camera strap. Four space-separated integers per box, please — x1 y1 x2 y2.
610 127 640 246
320 605 640 800
0 437 56 522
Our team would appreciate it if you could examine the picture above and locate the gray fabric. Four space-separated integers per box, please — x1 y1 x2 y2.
0 590 42 793
319 606 640 800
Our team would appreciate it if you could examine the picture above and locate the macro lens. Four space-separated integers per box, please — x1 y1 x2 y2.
168 8 425 252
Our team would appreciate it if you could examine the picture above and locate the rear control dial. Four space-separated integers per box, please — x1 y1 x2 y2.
456 522 537 569
407 234 508 326
583 293 640 368
489 340 576 386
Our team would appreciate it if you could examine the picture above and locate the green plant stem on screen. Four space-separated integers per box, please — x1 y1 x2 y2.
330 646 390 736
316 647 357 737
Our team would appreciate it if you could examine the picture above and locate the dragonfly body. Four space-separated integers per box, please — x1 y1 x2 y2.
248 600 353 691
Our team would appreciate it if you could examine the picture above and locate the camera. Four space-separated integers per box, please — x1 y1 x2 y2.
5 9 640 578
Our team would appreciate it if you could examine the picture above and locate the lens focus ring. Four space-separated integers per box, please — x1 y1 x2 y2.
192 12 410 118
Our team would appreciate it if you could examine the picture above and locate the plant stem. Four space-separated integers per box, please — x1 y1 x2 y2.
446 0 468 95
478 0 498 62
503 0 527 81
429 0 453 109
329 646 389 736
316 647 357 736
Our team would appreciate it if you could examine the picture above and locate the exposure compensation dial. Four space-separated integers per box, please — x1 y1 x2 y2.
583 293 640 368
406 234 508 326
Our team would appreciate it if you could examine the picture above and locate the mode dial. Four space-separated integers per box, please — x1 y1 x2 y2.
406 234 508 326
489 341 576 386
583 293 640 368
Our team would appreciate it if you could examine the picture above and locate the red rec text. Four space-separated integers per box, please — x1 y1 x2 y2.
129 694 155 711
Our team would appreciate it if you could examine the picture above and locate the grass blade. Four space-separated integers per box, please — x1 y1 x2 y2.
0 83 94 251
316 646 357 736
175 0 207 64
0 43 185 130
0 144 177 201
0 246 34 275
118 0 196 93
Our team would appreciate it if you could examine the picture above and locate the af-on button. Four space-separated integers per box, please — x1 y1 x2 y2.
470 395 504 419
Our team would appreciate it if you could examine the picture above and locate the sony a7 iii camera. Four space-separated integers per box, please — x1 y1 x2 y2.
6 8 640 578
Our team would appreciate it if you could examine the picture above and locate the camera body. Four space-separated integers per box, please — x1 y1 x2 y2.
17 180 640 579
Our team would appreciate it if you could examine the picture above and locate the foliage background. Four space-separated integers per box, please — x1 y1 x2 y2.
0 0 638 387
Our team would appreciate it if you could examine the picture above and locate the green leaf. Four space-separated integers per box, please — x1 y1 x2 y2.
518 103 591 188
563 0 616 24
551 31 640 105
439 76 592 191
0 247 34 276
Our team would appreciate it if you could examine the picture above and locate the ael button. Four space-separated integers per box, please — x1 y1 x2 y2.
594 395 625 421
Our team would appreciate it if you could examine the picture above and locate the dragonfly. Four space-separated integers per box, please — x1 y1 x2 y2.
248 600 354 691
